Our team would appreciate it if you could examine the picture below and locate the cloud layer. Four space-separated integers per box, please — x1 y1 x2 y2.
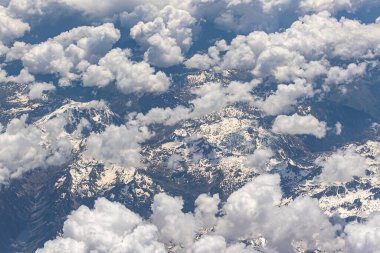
272 114 327 138
38 173 380 253
0 115 71 184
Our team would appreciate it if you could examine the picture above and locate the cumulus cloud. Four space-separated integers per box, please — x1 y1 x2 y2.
4 0 292 35
151 193 198 247
212 0 293 33
0 115 71 184
255 79 314 115
85 124 152 168
36 198 166 253
272 114 327 138
28 82 56 100
7 23 120 85
298 0 380 13
82 48 170 94
130 5 195 67
184 40 228 70
4 23 169 94
244 147 274 170
192 235 259 253
0 5 29 44
57 0 193 20
59 0 150 19
4 0 192 21
324 62 367 86
217 175 344 252
37 173 346 253
345 212 380 252
335 122 343 135
315 146 368 183
133 80 255 126
186 12 380 85
0 68 35 84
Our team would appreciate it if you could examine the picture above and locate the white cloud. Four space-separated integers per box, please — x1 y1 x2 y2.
255 79 314 115
130 5 195 67
0 115 71 184
186 12 380 84
184 40 228 70
345 212 380 253
213 0 293 33
216 174 343 252
9 23 120 84
5 0 194 20
272 114 327 138
0 0 10 6
335 122 343 135
6 0 50 17
0 68 35 84
133 81 255 126
298 0 380 13
59 0 145 18
192 235 259 253
194 193 220 227
216 174 283 239
151 193 198 247
315 146 368 183
38 173 346 252
244 147 274 170
82 65 114 88
36 238 87 253
325 62 367 86
85 124 152 168
36 198 167 253
190 81 254 118
0 5 29 44
83 48 171 94
119 4 160 27
5 41 31 61
5 23 170 94
28 82 56 100
0 41 8 55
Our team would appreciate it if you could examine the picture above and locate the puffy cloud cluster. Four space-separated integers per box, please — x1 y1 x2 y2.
55 0 194 20
215 174 343 252
0 68 35 84
298 0 380 13
82 48 170 94
272 114 327 138
2 0 292 34
345 212 380 252
38 174 349 253
244 147 274 170
212 0 294 33
0 115 71 184
0 5 29 45
16 23 120 85
335 122 343 135
28 82 56 100
85 124 152 168
315 146 368 183
4 23 170 94
324 62 367 87
254 79 314 115
133 81 256 126
186 12 380 83
36 198 166 253
192 235 259 253
130 5 196 67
